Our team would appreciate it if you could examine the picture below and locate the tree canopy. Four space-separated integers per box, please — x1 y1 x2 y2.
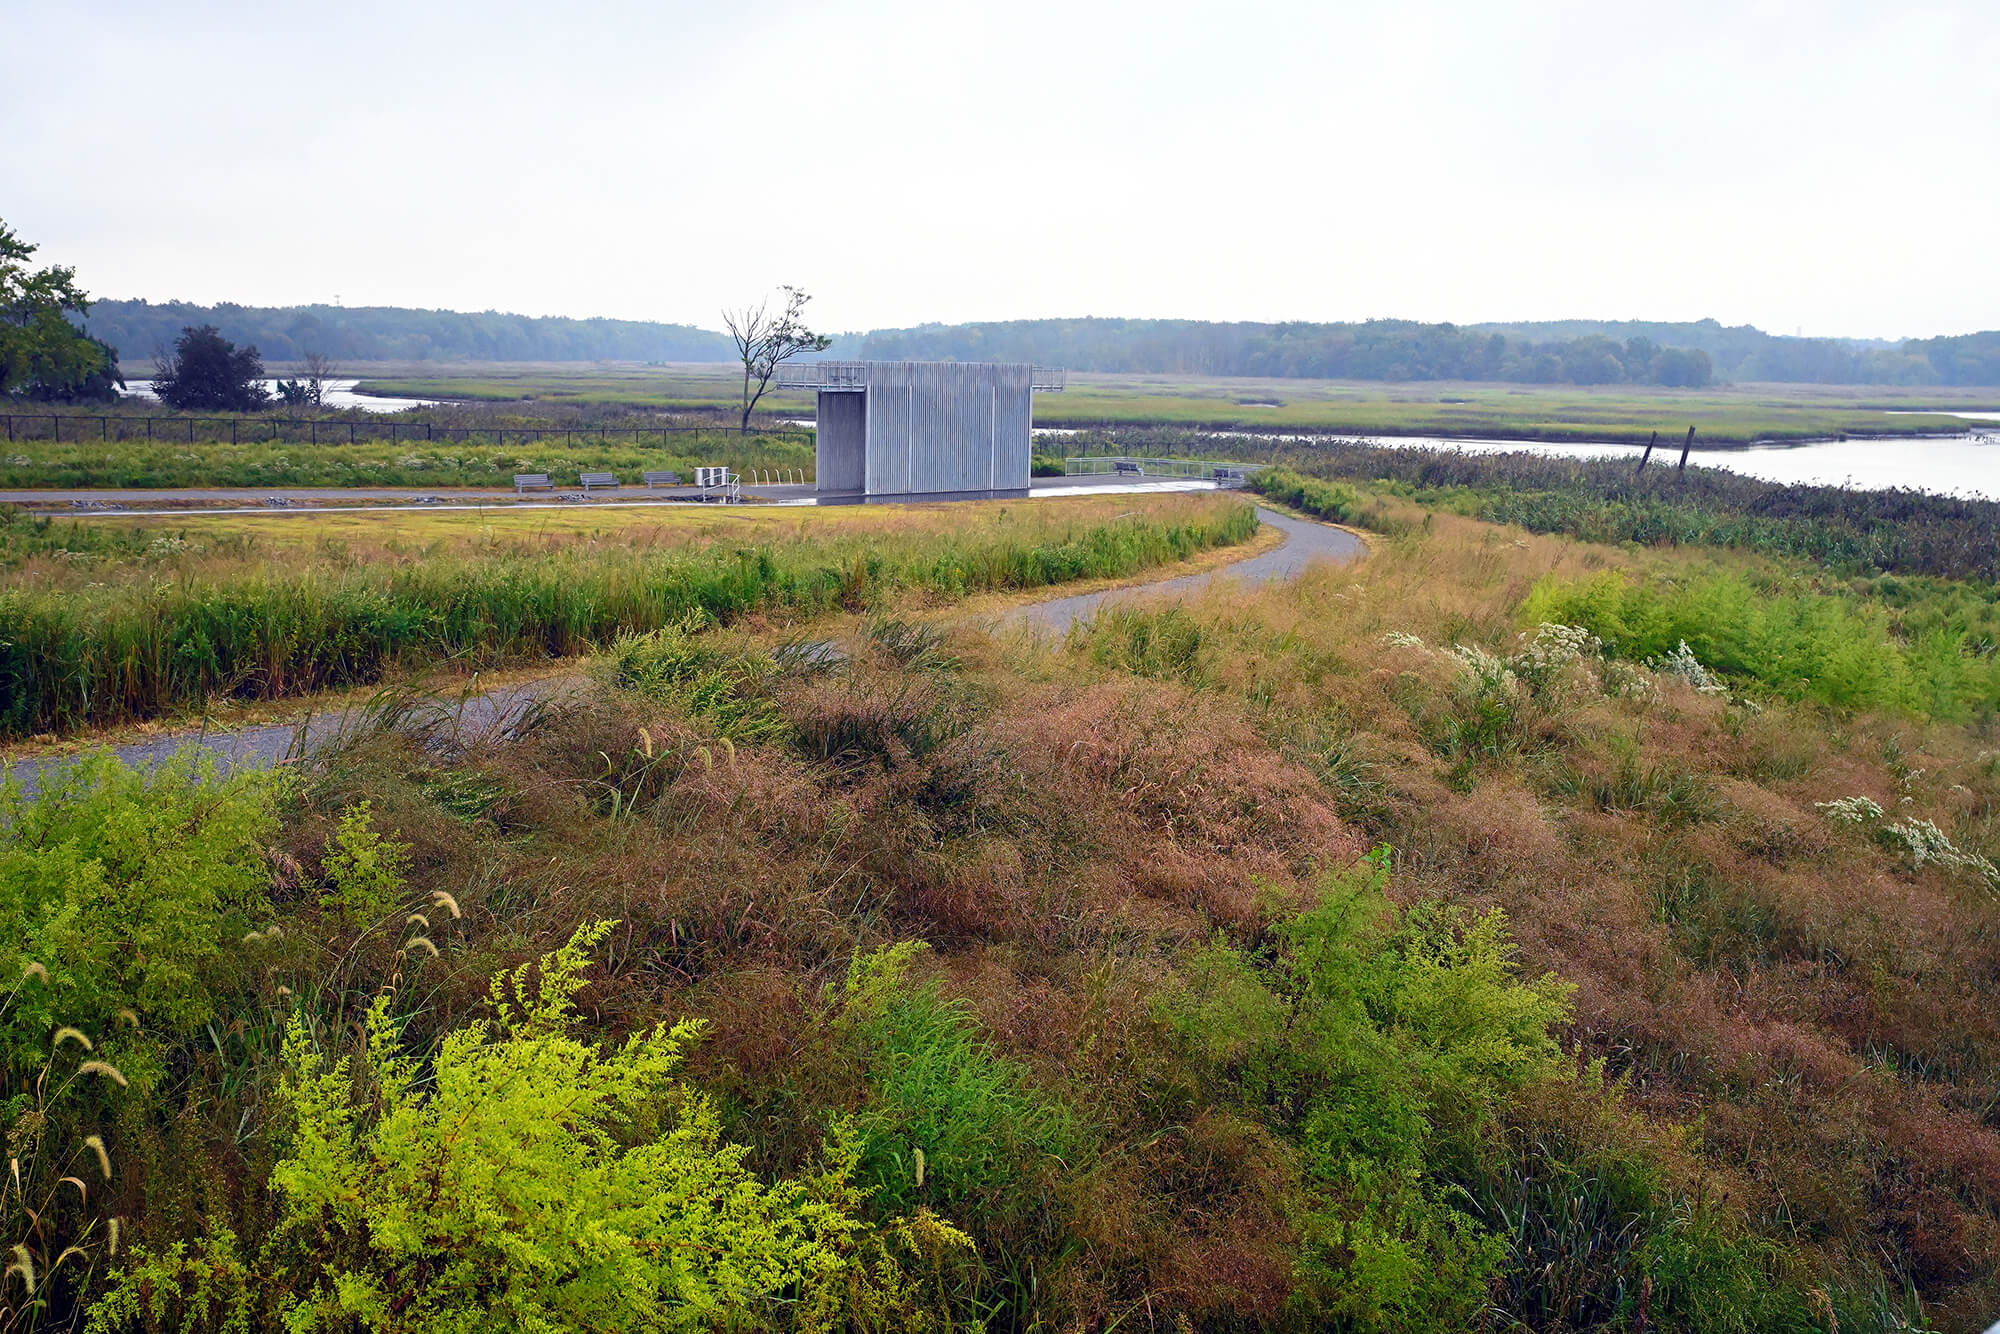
0 218 122 402
152 324 269 411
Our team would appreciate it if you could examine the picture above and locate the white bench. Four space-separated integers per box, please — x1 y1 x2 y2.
514 473 553 493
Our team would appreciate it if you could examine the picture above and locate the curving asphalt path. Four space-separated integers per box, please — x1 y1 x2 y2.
995 506 1365 635
1 507 1363 798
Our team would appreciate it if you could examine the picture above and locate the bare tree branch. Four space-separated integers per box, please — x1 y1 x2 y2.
726 287 831 434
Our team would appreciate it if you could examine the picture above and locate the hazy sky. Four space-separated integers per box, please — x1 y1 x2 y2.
5 0 1995 339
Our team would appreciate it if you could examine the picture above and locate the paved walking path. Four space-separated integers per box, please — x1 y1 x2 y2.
1 508 1363 798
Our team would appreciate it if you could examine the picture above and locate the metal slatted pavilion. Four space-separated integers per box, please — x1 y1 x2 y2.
777 361 1066 503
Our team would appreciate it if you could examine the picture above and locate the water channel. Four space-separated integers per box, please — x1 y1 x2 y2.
117 378 442 412
1214 430 2000 499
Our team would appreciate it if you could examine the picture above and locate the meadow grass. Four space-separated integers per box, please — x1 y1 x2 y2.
11 488 2000 1330
349 365 1994 443
0 431 812 490
0 494 1259 737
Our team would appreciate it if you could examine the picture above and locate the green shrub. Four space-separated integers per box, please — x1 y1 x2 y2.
316 802 411 924
88 922 971 1333
839 942 1075 1223
1158 851 1575 1330
1 753 281 1326
1522 569 2000 718
1247 466 1363 524
0 752 282 1083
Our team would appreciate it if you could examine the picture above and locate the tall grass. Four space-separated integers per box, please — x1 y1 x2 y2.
0 433 811 490
0 501 1259 736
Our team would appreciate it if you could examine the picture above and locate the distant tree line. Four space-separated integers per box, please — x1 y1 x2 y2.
850 318 1718 386
69 298 2000 388
80 299 733 364
1422 318 2000 386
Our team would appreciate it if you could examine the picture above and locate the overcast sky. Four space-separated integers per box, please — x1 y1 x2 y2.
5 0 1994 339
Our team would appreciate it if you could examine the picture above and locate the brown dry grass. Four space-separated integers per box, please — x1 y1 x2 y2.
237 495 1999 1327
1040 499 2000 1322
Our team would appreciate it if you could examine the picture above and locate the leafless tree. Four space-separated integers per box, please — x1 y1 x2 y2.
299 349 337 407
723 286 830 434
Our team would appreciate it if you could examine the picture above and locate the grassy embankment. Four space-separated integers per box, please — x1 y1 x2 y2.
353 365 1995 443
0 400 811 490
0 494 1260 738
9 477 2000 1331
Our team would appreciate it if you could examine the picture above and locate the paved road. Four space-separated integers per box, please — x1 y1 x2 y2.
1 507 1362 798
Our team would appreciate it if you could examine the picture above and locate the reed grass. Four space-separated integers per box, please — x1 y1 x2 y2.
0 498 1259 736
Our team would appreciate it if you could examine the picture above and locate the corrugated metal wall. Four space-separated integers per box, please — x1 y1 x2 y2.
816 392 866 494
855 361 1032 500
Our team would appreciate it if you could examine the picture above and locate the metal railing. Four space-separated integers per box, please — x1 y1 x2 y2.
774 362 1068 392
776 361 868 390
1063 455 1267 482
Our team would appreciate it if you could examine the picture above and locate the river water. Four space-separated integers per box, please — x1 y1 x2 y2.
1049 427 1998 500
1272 431 2000 499
117 378 441 412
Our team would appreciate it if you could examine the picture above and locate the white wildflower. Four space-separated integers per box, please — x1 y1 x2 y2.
1814 795 1884 824
1647 640 1727 695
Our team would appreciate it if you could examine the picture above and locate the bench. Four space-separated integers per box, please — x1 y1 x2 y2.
1113 461 1144 477
1212 466 1244 481
579 471 620 491
514 473 553 493
642 470 682 488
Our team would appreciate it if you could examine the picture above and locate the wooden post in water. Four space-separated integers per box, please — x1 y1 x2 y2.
1635 430 1657 474
1675 425 1695 474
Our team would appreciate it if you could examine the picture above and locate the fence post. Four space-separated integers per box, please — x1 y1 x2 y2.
232 420 238 446
147 417 153 441
5 416 10 443
349 423 355 444
101 416 107 441
1635 430 1657 474
311 421 317 446
1676 424 1695 474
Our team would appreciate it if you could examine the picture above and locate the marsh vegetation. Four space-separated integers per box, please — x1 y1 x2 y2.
7 463 2000 1331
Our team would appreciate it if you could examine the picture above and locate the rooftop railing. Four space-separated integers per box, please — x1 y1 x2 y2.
774 362 1068 391
776 361 868 389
